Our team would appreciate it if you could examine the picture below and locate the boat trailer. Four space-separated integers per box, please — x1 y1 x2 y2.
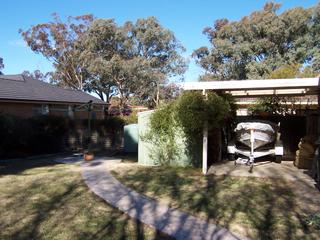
227 121 284 172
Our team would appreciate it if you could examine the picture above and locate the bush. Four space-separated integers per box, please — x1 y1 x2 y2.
121 111 138 125
144 91 234 167
0 115 31 157
29 115 67 154
0 115 67 158
248 96 288 115
0 113 133 159
145 102 180 165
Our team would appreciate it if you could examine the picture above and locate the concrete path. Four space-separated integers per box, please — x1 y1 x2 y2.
57 156 246 240
208 160 315 182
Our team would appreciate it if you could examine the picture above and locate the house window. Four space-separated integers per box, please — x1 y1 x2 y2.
41 105 49 115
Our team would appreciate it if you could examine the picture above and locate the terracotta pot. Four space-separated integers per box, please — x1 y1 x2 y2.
84 153 94 161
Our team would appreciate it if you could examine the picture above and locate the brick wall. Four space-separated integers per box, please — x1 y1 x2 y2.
0 102 35 118
0 102 105 119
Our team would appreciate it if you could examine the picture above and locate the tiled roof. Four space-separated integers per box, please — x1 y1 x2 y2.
0 74 105 105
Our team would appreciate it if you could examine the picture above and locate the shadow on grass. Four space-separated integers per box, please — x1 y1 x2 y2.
0 159 172 240
114 166 319 240
0 158 63 176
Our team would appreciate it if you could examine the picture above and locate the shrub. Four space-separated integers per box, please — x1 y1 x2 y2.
145 102 181 165
248 96 288 115
0 115 31 157
144 91 234 167
0 114 67 158
29 115 67 154
121 111 138 125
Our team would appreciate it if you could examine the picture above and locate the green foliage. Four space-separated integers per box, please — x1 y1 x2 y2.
0 56 4 75
268 63 317 79
175 92 207 139
248 96 286 115
97 113 138 130
305 213 320 230
193 2 320 80
0 115 67 158
144 103 181 166
0 114 132 159
21 15 186 107
175 91 231 137
20 14 94 90
121 112 138 125
96 116 125 133
79 17 186 107
22 70 51 82
175 92 231 166
144 91 233 166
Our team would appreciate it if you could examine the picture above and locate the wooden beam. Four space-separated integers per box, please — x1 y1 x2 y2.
202 89 208 175
202 124 208 175
183 78 319 91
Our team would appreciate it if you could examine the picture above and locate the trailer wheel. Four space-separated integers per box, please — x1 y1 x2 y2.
275 155 282 164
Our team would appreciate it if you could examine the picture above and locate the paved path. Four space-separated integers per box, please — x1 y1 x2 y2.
57 156 246 240
82 158 244 240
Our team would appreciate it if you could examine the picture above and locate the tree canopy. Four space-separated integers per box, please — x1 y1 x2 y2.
21 15 186 109
79 17 186 107
193 2 320 80
20 14 94 90
0 57 4 75
267 63 316 79
22 70 51 82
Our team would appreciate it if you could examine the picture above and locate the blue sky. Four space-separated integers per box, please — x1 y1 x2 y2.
0 0 318 82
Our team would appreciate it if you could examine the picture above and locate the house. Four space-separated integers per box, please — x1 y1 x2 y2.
0 74 106 119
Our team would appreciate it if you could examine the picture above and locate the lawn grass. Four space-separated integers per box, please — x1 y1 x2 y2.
111 165 320 240
0 158 171 240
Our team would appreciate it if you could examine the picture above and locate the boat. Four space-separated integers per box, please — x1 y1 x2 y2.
227 120 283 172
235 122 277 150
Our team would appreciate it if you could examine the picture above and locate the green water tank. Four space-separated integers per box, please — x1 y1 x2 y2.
124 124 138 153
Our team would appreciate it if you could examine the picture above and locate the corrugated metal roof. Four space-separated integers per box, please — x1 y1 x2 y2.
0 74 106 105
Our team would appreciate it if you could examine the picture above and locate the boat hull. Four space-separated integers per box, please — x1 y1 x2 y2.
235 122 277 150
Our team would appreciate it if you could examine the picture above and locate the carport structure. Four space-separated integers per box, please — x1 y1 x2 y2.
182 77 320 174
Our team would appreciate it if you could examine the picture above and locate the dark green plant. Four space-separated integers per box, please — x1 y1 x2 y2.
143 102 181 165
249 96 288 115
193 3 320 80
175 91 231 166
0 115 31 157
28 115 67 154
305 213 320 230
121 112 138 125
0 115 67 158
144 91 233 167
